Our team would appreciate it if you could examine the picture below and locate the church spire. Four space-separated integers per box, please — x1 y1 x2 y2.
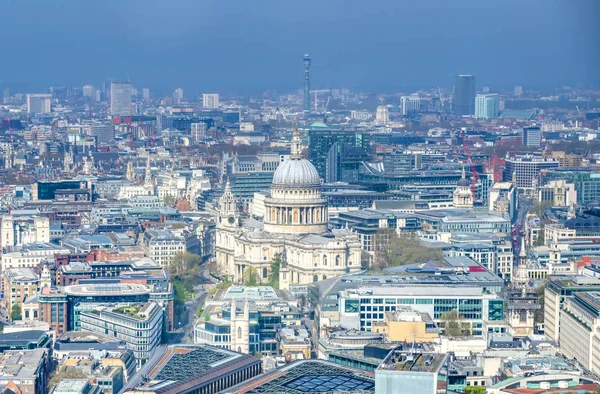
290 123 302 158
144 156 152 187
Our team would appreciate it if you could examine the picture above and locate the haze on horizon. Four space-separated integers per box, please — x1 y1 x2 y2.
0 0 598 95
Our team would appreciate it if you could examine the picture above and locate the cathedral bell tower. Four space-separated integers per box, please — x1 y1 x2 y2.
219 180 239 227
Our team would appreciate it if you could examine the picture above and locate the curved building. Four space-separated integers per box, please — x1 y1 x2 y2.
216 126 361 289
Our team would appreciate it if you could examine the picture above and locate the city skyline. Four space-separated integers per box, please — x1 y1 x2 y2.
0 0 598 94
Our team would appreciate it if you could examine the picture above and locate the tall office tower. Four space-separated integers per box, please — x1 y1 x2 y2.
453 75 476 116
26 94 52 114
3 88 9 102
89 122 114 145
303 54 311 112
308 128 371 179
514 85 523 96
522 126 541 147
475 93 499 119
173 88 184 103
82 85 95 99
142 88 150 100
400 95 421 116
110 81 132 117
202 93 220 109
191 122 207 143
375 106 389 124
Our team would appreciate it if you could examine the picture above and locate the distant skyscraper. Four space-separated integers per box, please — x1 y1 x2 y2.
514 85 523 96
26 94 52 114
475 93 499 119
522 126 541 147
202 93 220 109
453 75 476 116
191 122 208 143
174 88 184 103
110 81 132 117
375 106 389 124
82 85 95 99
142 88 150 100
303 54 311 112
400 95 421 116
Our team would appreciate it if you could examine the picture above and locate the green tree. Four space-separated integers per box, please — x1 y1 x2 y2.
168 252 202 282
440 310 471 337
244 267 259 286
464 386 485 394
534 284 546 325
172 280 188 306
530 201 552 220
163 195 177 207
374 229 443 270
47 367 88 390
268 253 281 289
10 304 22 321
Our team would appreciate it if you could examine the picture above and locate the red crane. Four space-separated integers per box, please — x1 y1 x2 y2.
460 131 480 200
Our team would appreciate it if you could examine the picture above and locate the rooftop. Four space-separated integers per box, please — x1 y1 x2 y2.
228 360 375 393
125 345 260 394
378 350 447 374
64 283 151 297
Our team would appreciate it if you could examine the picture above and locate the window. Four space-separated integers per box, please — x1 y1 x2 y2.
263 267 268 279
313 275 319 282
323 255 328 266
335 256 340 266
237 327 242 339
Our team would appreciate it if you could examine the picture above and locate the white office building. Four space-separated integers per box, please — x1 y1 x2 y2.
26 94 52 114
400 95 421 116
203 93 220 109
110 81 132 117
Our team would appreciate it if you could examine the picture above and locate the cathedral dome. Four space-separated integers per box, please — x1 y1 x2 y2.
272 158 320 188
457 177 470 187
457 166 470 187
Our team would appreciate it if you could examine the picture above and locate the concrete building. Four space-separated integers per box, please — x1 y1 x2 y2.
110 81 132 117
489 182 517 220
400 95 421 116
52 379 102 394
202 93 220 109
559 291 600 374
522 126 542 147
503 156 559 189
376 346 448 394
375 106 389 125
0 349 50 394
139 229 186 267
26 93 52 114
372 308 440 342
80 302 163 368
89 122 114 145
1 215 50 249
3 267 40 315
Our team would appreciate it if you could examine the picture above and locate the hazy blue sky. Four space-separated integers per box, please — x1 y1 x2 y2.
0 0 598 94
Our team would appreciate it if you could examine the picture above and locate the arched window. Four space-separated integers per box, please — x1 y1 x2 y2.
323 275 327 280
237 327 242 339
323 255 328 266
25 310 29 319
335 256 340 266
263 267 268 279
313 275 319 282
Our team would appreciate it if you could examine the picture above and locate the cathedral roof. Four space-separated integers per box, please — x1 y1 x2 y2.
272 158 320 188
272 125 320 188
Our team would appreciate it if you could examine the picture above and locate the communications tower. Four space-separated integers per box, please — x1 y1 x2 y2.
303 54 311 112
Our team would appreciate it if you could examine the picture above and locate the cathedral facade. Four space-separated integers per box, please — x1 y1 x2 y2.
216 127 362 290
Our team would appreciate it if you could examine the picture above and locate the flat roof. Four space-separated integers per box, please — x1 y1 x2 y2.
64 283 150 297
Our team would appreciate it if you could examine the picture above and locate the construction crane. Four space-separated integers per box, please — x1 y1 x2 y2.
437 86 445 109
460 131 480 200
